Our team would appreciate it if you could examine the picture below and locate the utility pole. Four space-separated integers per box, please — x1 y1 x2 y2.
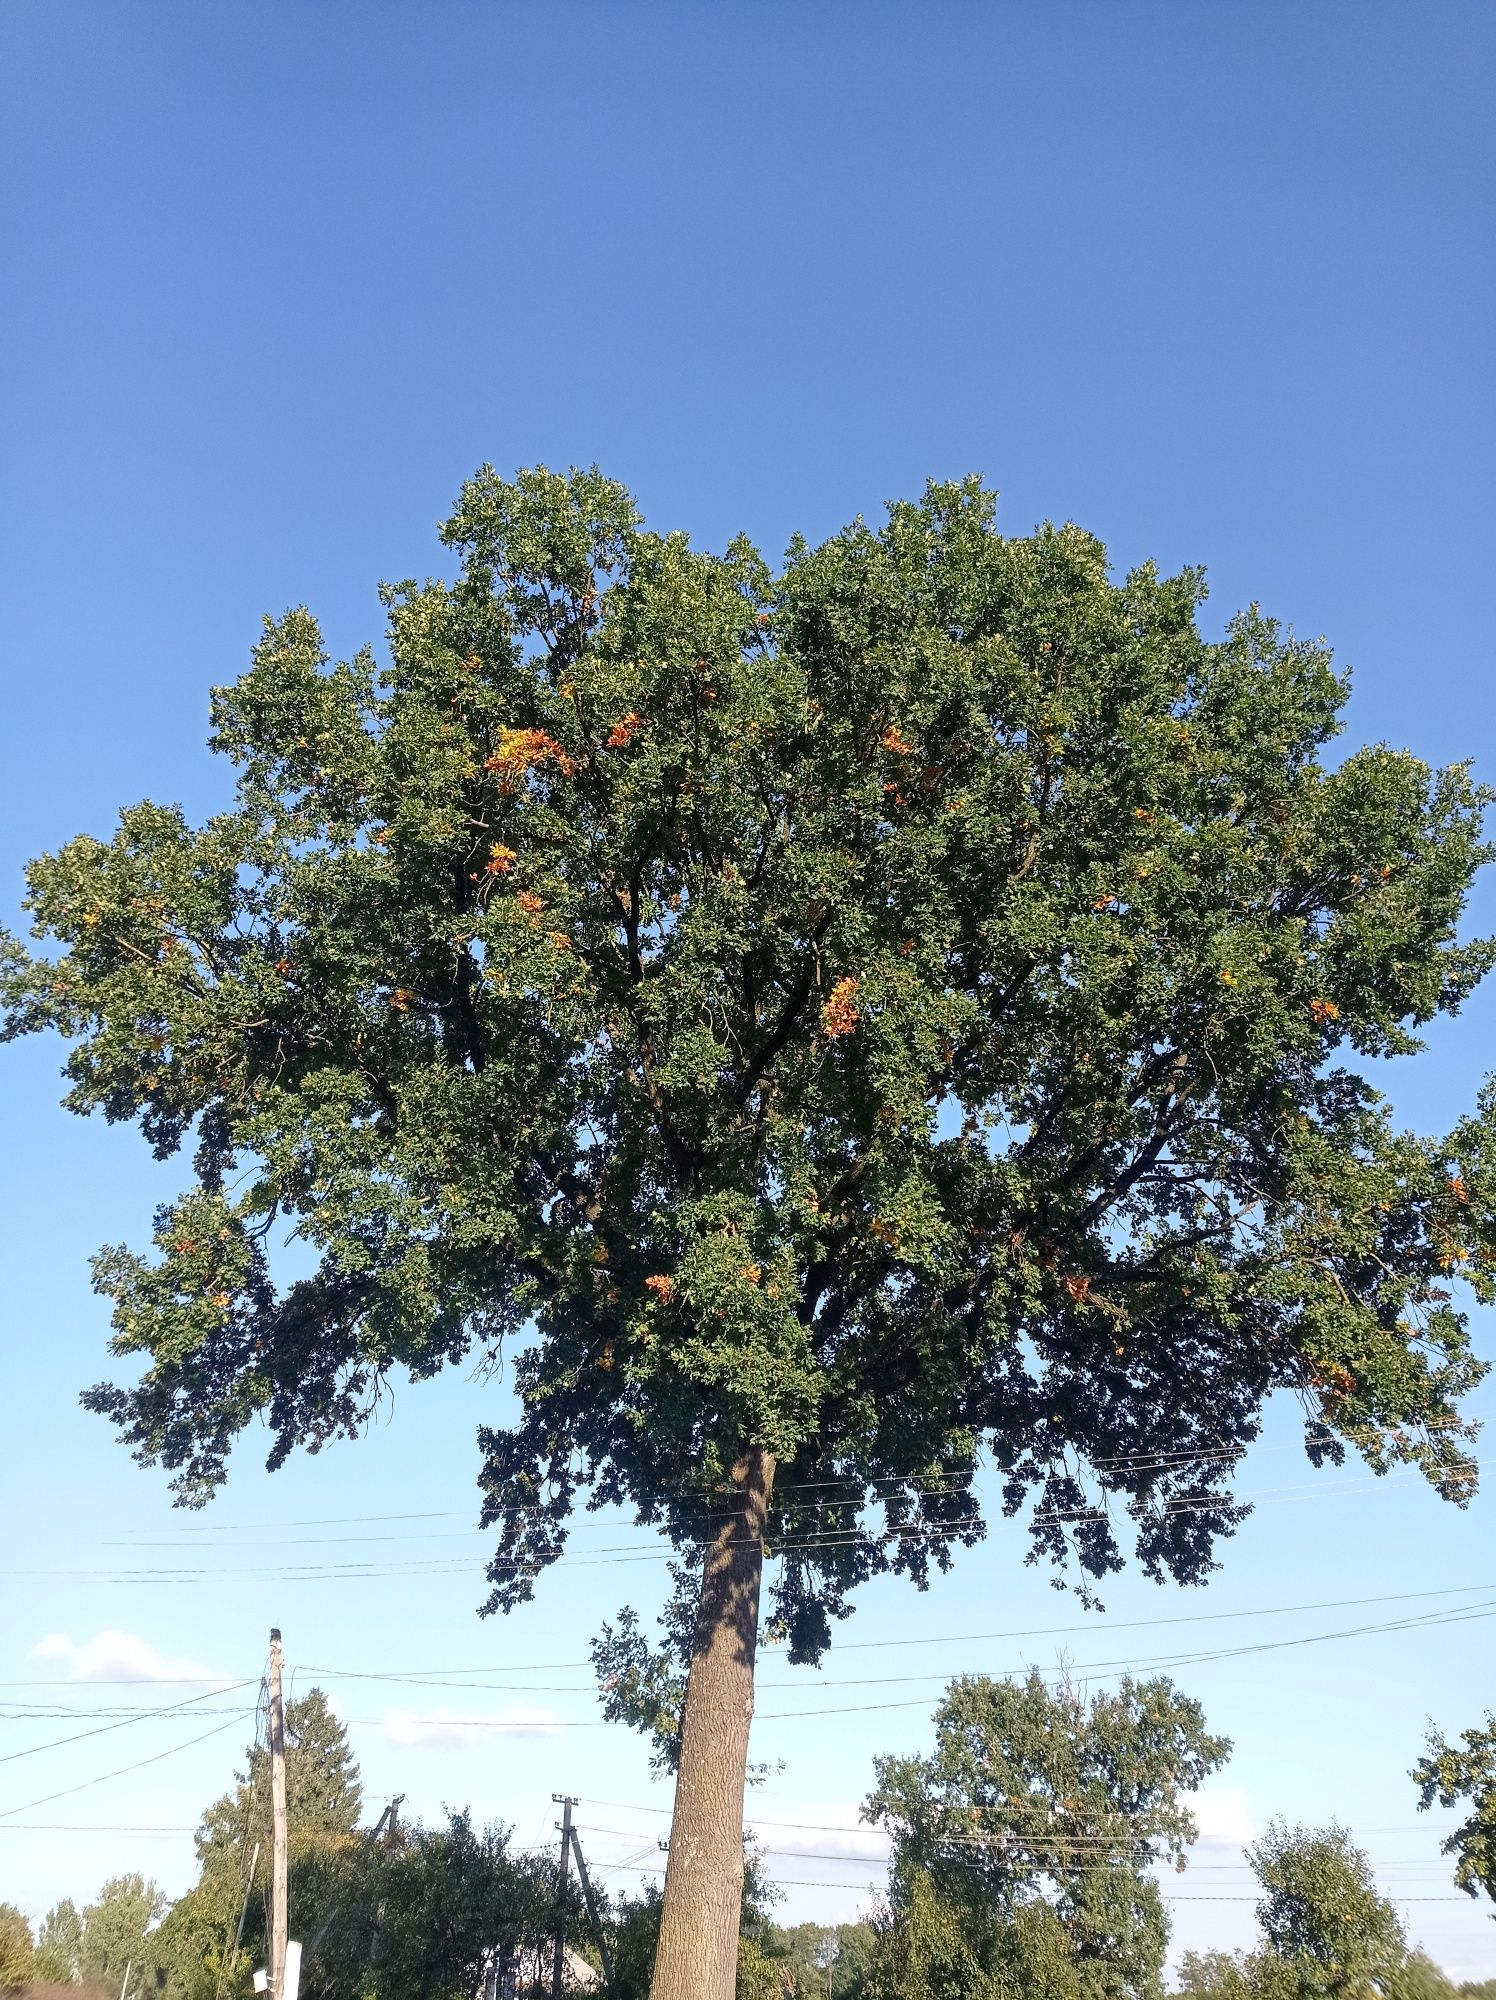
551 1795 573 2000
232 1842 261 1957
564 1817 615 1996
267 1629 288 2000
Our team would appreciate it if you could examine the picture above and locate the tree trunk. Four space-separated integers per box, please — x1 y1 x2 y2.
648 1443 776 2000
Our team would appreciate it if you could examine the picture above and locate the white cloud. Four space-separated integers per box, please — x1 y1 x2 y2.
380 1703 560 1749
1191 1787 1254 1848
31 1629 223 1685
764 1823 890 1864
747 1800 892 1866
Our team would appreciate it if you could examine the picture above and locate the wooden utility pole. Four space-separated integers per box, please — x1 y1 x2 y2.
232 1841 260 1956
267 1629 289 2000
565 1817 615 1996
551 1794 573 2000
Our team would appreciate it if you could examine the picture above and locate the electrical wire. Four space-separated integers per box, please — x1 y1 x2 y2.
585 1859 1469 1903
89 1450 1275 1547
10 1467 1416 1585
269 1595 1495 1733
567 1795 1463 1843
292 1577 1496 1683
0 1713 251 1821
0 1678 258 1764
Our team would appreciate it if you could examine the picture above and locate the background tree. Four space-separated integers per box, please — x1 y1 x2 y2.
151 1690 363 2000
73 1877 165 1986
0 1907 35 1996
198 1689 362 1872
31 1902 83 1985
1249 1823 1407 1998
1175 1953 1256 1999
1172 1824 1431 1999
762 1920 879 1998
1413 1714 1496 1909
1384 1957 1463 2000
862 1866 1086 2000
6 467 1495 2000
300 1812 560 2000
865 1669 1227 1998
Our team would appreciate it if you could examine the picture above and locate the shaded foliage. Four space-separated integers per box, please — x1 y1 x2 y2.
1414 1713 1496 1908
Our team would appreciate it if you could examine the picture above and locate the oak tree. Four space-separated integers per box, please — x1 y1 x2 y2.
6 468 1495 2000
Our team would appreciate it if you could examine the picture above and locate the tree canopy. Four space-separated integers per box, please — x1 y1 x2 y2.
864 1669 1227 1998
6 466 1491 1627
1174 1822 1430 1999
1249 1822 1406 1995
1413 1713 1496 1909
197 1688 362 1872
6 465 1495 1994
0 1909 34 1997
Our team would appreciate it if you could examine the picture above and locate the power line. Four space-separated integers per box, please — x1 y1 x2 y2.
0 1824 198 1833
289 1595 1495 1732
568 1796 1463 1844
0 1679 258 1764
7 1561 1477 1701
298 1577 1496 1683
22 1461 1411 1581
101 1453 1260 1550
86 1449 1281 1546
0 1714 251 1822
586 1859 1470 1903
5 1592 1488 1754
568 1825 1461 1879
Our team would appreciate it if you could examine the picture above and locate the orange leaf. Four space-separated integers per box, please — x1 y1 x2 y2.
821 976 860 1039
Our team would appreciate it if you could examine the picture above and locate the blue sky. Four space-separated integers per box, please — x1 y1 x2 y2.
2 0 1494 1976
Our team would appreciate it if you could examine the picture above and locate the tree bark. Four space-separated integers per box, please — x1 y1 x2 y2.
648 1443 776 2000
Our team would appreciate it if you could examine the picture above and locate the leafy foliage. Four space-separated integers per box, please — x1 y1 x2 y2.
0 1907 34 1996
198 1689 362 1874
1413 1713 1496 1906
591 1594 693 1774
1384 1957 1464 2000
1175 1953 1256 1999
70 1877 166 1984
1249 1822 1407 1994
5 464 1494 1669
1178 1824 1418 1998
763 1921 879 1998
864 1669 1228 1998
291 1812 561 2000
30 1901 84 1985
